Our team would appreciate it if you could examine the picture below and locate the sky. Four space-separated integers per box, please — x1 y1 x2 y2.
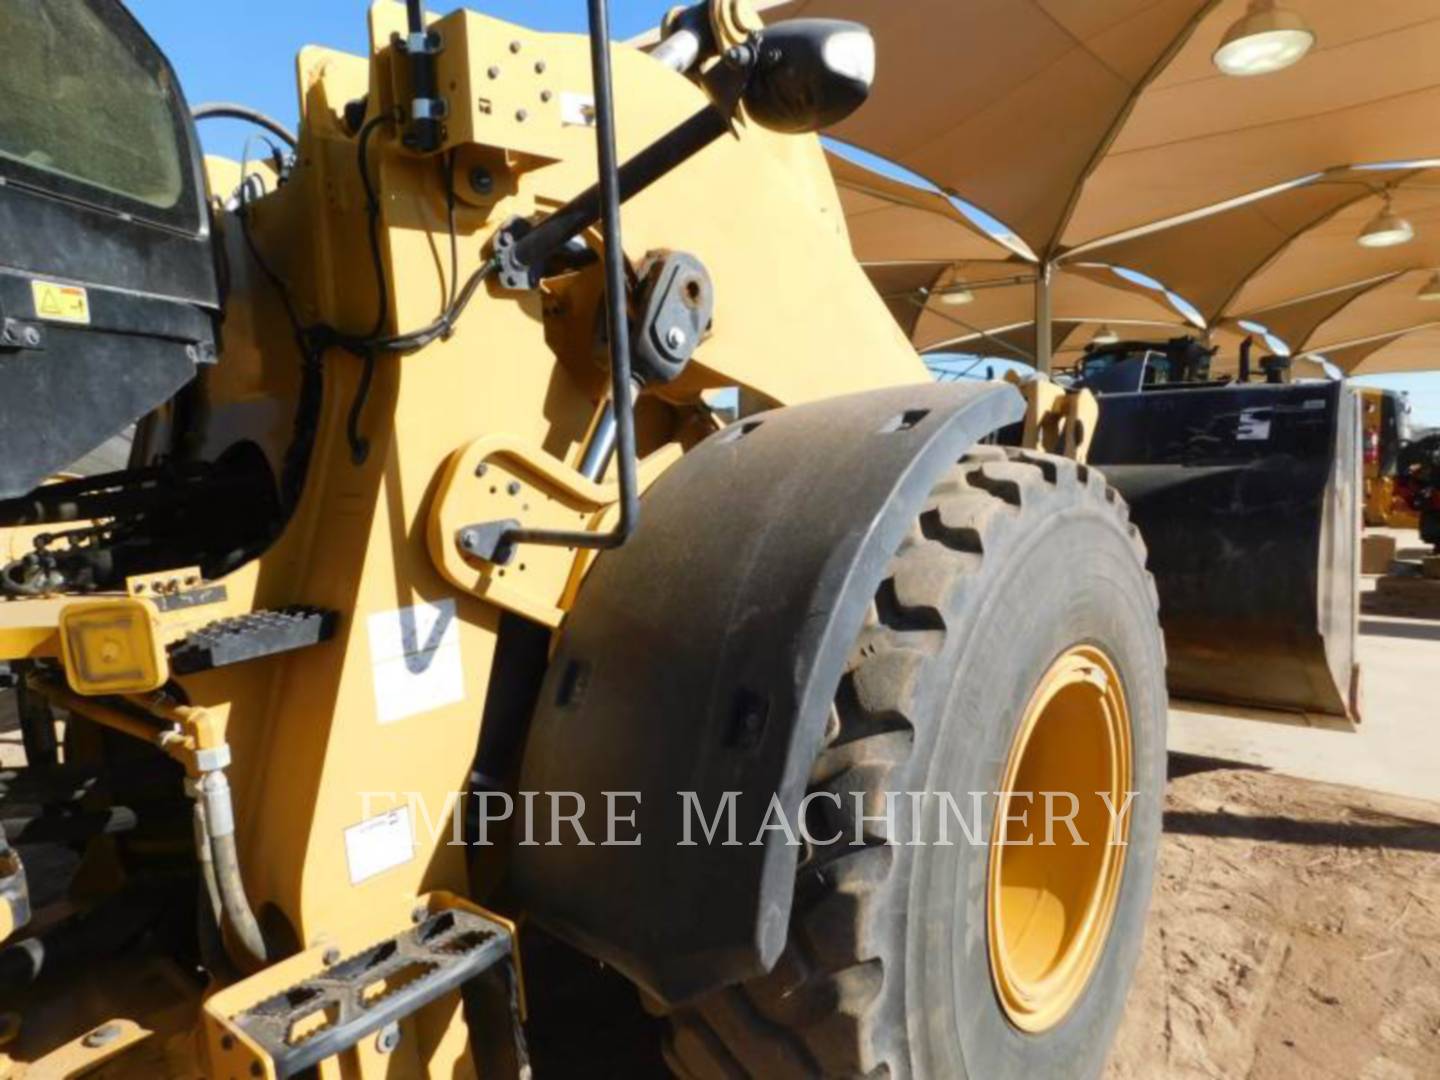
131 0 673 160
130 0 1440 426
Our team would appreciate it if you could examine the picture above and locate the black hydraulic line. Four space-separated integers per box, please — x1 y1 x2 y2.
506 105 731 281
193 102 298 149
493 0 641 556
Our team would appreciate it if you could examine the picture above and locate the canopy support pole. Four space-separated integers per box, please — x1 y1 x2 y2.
1034 261 1054 374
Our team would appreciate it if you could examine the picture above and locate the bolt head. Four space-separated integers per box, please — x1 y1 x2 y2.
506 480 522 495
665 326 688 351
376 1022 402 1054
83 1023 123 1049
534 60 547 74
509 40 522 53
22 327 41 347
469 168 494 195
515 108 529 122
487 65 500 79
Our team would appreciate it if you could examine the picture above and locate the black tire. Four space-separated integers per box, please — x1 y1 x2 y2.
663 447 1167 1080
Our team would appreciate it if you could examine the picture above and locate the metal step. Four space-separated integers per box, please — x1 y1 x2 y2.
168 606 337 675
229 907 523 1078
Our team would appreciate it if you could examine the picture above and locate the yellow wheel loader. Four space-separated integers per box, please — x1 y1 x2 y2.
1359 386 1418 530
0 1 1168 1077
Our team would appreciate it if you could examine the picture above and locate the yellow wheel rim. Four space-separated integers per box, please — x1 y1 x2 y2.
986 645 1133 1033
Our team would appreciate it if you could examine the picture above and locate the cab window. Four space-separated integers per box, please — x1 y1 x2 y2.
0 0 185 214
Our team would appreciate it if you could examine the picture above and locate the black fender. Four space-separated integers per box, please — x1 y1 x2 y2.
509 381 1023 1004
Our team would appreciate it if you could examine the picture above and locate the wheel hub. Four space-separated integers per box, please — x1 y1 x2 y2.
986 645 1133 1033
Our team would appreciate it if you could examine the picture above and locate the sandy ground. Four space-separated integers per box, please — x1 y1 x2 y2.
1106 758 1440 1080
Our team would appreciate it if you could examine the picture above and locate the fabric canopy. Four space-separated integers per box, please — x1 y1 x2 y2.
1301 270 1440 356
766 0 1440 376
1069 0 1440 248
830 152 1003 264
775 0 1440 260
771 0 1216 258
1306 324 1440 375
901 264 1186 356
833 156 1192 358
1072 167 1423 324
930 318 1194 370
1221 273 1407 352
1229 182 1440 329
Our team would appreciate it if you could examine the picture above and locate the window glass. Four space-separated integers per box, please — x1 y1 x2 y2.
0 0 183 210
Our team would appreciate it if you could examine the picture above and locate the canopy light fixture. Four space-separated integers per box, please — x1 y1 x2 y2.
1418 272 1440 302
1213 0 1316 77
1358 194 1415 248
938 284 975 306
1091 325 1120 346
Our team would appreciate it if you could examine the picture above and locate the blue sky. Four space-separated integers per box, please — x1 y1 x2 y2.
132 0 673 156
131 0 1440 426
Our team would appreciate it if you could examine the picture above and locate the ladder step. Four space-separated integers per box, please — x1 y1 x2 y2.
231 909 517 1078
168 606 337 674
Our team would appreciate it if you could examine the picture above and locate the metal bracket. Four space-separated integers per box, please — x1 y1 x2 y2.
457 519 521 566
0 317 44 351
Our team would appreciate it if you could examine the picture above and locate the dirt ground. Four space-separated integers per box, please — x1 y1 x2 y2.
1107 757 1440 1080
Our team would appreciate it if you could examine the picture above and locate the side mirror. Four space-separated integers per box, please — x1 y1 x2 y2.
739 19 875 134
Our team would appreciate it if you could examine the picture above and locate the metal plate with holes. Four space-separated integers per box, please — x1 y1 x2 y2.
428 434 682 627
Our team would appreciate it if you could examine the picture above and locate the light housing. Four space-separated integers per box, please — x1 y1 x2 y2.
1091 325 1120 346
1358 200 1415 248
741 20 875 133
1213 0 1316 77
1418 272 1440 302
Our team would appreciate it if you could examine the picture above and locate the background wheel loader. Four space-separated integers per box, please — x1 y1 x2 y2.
0 1 1265 1076
1359 386 1417 530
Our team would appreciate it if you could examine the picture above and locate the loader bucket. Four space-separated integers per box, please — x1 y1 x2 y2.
1087 381 1360 725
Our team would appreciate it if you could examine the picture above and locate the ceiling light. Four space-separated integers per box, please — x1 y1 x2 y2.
938 285 974 306
1092 325 1120 346
1419 272 1440 302
1213 0 1316 77
1358 197 1415 248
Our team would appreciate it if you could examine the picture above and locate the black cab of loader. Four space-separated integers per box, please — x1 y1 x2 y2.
0 0 219 499
1075 335 1221 394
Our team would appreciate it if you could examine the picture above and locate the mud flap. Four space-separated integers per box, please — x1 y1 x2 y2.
508 382 1023 1005
1089 381 1360 725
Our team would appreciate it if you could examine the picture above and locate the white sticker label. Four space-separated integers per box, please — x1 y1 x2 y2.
367 599 464 724
560 91 596 127
1236 408 1272 441
344 805 414 885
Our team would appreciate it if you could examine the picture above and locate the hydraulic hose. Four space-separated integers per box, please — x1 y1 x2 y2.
195 769 269 968
192 102 298 149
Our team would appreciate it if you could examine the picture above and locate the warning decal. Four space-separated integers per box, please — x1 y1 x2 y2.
31 280 90 325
